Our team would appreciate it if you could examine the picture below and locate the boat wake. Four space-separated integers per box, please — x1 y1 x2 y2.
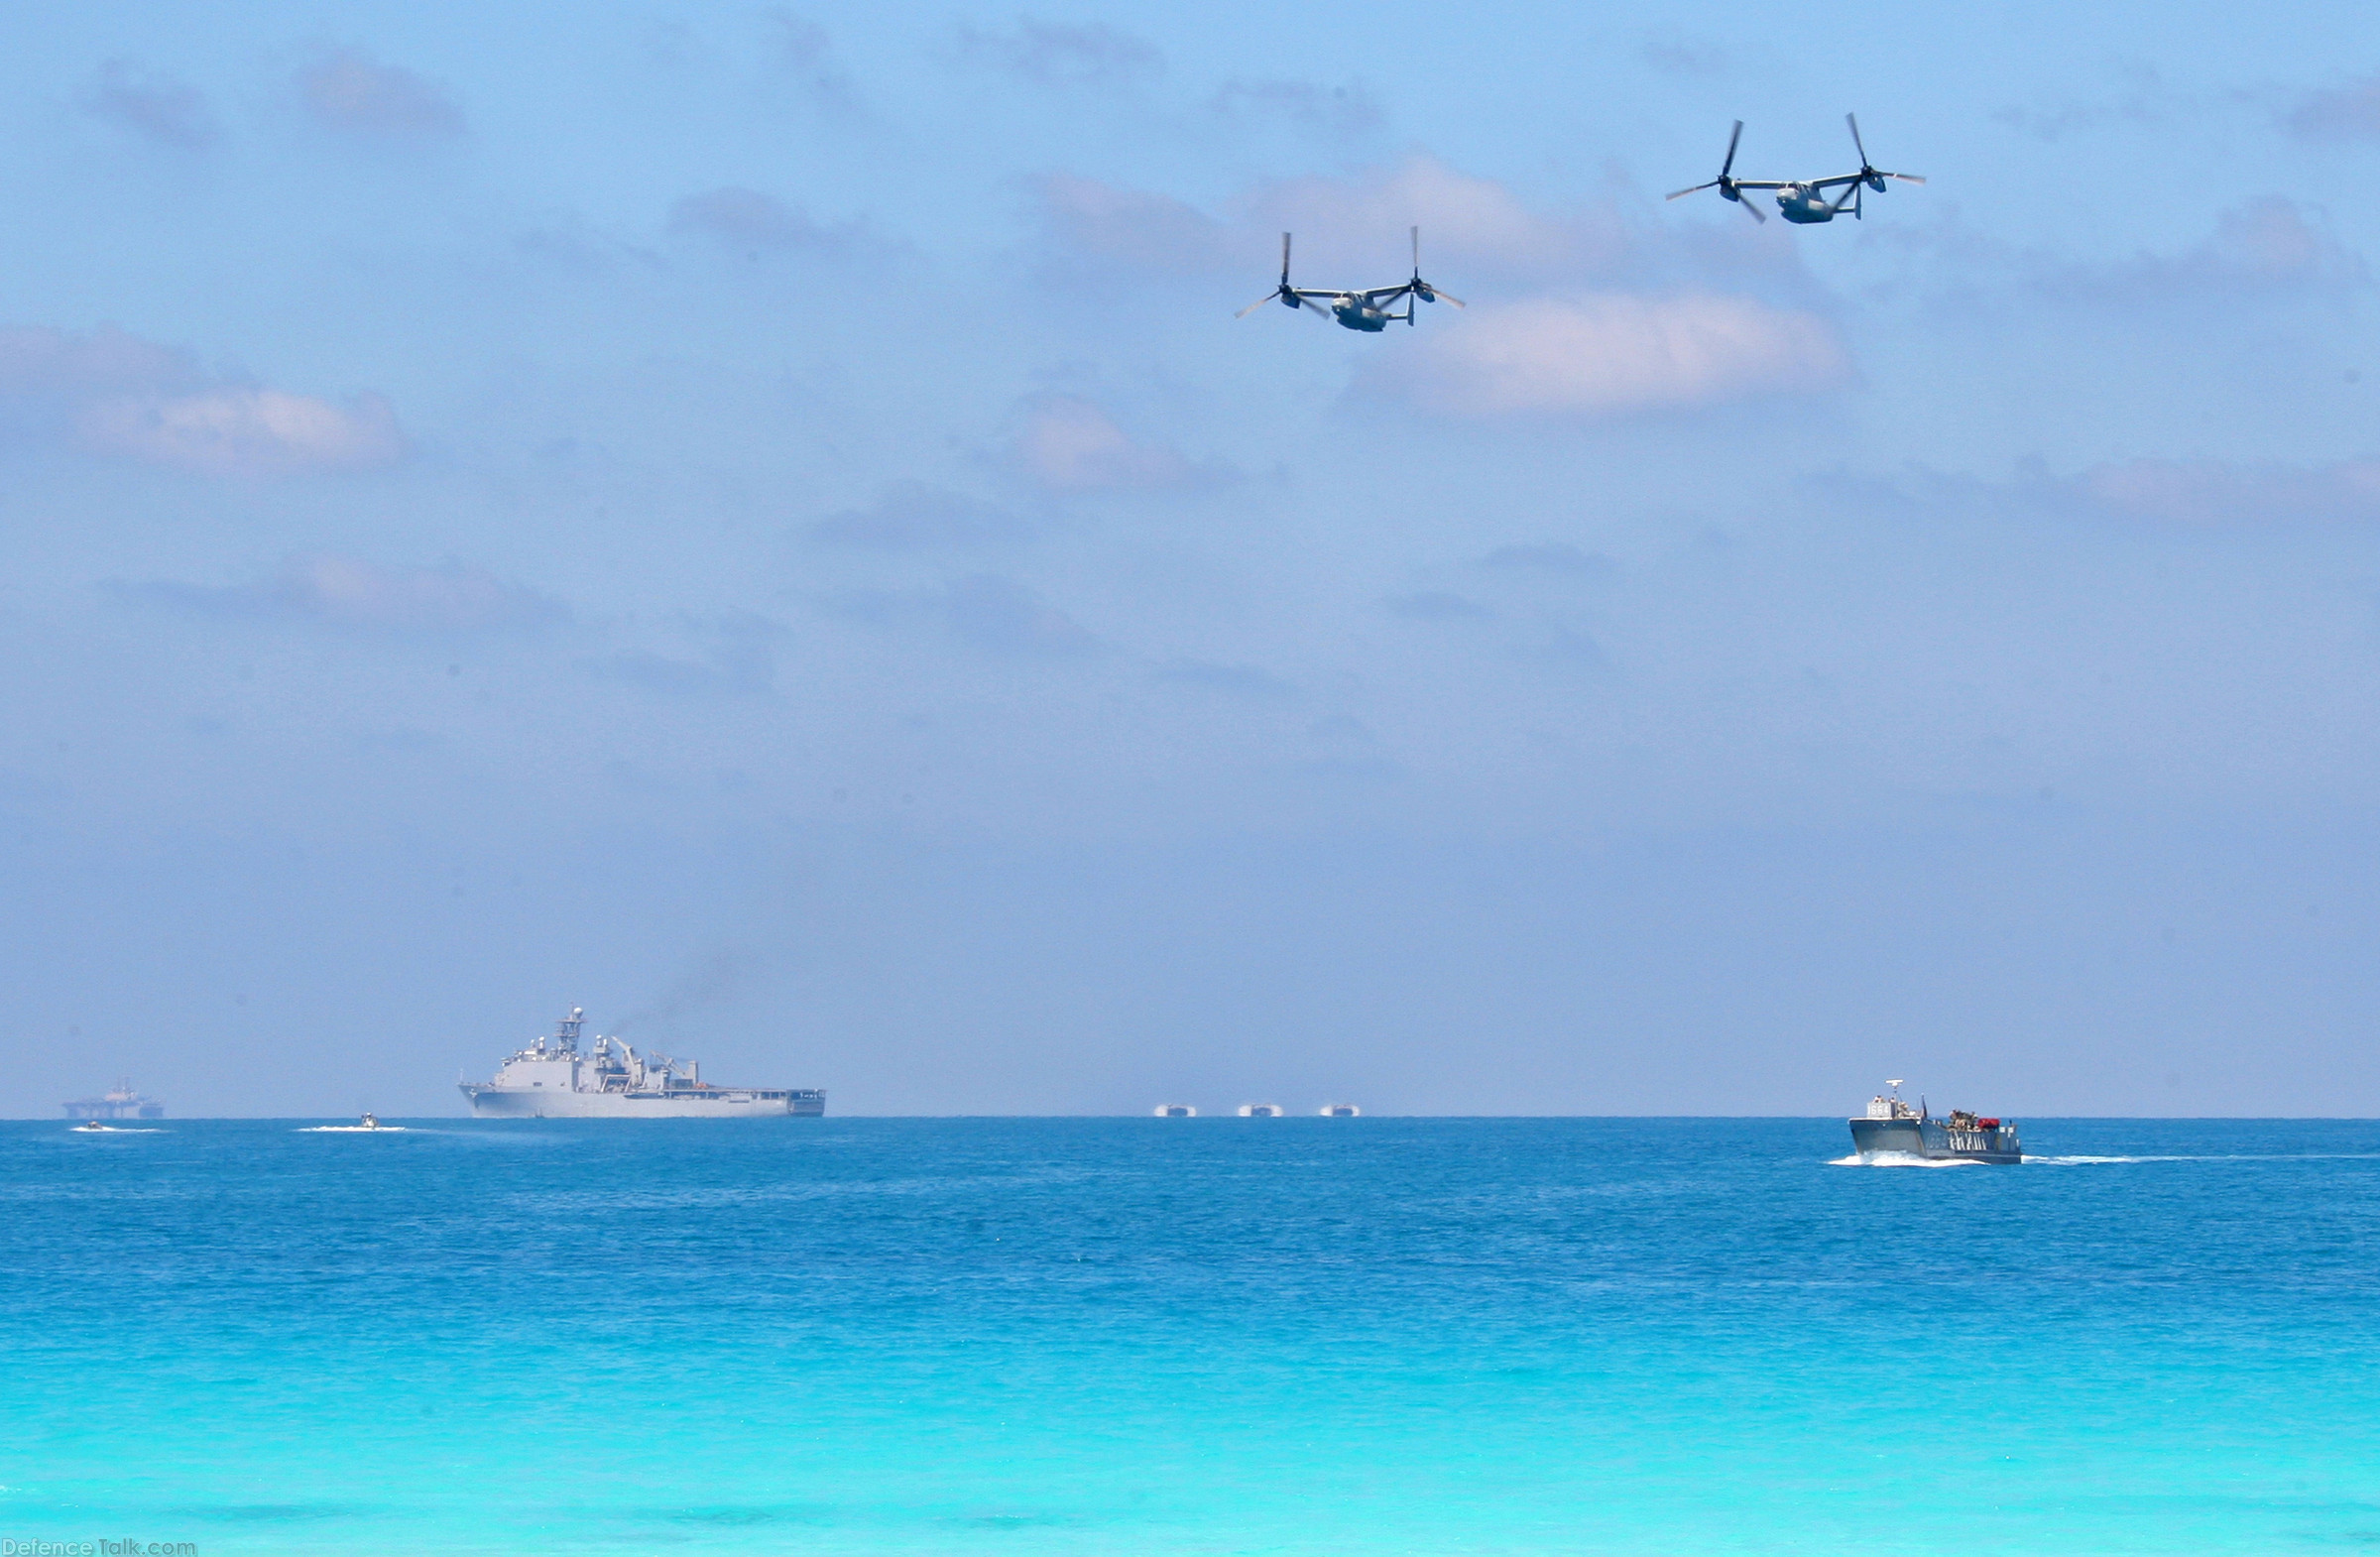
2025 1152 2380 1165
68 1126 164 1134
1831 1150 1985 1168
298 1126 409 1134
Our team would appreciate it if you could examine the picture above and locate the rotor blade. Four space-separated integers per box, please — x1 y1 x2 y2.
1427 288 1465 308
1887 173 1926 184
1411 224 1420 274
1280 231 1292 284
1300 298 1332 316
1237 293 1281 319
1845 112 1867 169
1722 119 1742 179
1737 191 1766 224
1668 180 1719 200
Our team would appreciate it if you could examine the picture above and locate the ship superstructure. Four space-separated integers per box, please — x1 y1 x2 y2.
62 1079 165 1121
461 1008 824 1119
1847 1080 2019 1163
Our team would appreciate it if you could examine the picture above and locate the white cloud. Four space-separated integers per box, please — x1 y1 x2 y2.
2079 458 2380 526
2047 198 2367 300
1010 398 1204 491
1376 295 1847 418
133 554 563 634
0 324 405 476
81 387 402 475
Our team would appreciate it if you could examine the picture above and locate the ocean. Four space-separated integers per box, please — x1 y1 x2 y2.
4 1117 2378 1555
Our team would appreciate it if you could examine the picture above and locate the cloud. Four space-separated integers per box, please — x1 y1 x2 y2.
0 324 405 476
1037 176 1235 276
298 49 464 137
1639 34 1728 75
806 482 1027 550
1372 295 1847 419
1036 155 1744 297
762 9 858 109
1243 157 1586 280
2284 73 2380 139
667 186 862 253
1009 398 1212 491
82 387 402 475
958 17 1161 85
809 574 1101 658
2046 198 2366 300
940 573 1103 657
131 554 564 634
2074 458 2380 526
81 61 218 148
580 648 773 696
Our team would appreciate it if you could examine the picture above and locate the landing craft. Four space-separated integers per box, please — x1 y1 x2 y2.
1669 115 1924 225
1237 227 1465 331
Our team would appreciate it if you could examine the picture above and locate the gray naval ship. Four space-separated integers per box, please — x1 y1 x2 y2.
62 1078 166 1121
1848 1080 2021 1163
461 1008 824 1119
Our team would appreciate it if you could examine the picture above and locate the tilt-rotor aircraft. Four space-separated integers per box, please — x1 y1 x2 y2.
1669 114 1924 224
1238 227 1465 331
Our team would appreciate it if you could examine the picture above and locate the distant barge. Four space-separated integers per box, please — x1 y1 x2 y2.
63 1079 165 1121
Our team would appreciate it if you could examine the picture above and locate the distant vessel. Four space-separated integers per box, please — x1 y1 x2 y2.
62 1079 165 1121
461 1008 824 1119
1848 1080 2020 1164
1238 1103 1281 1118
1319 1103 1361 1118
1153 1104 1196 1118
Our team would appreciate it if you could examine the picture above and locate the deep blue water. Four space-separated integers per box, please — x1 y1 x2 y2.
4 1118 2380 1555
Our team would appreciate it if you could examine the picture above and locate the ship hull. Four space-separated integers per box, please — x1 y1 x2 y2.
462 1086 825 1119
1848 1118 2020 1164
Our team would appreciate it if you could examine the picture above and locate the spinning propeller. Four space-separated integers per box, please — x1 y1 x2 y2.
1667 120 1766 223
1237 233 1330 317
1404 226 1465 313
1842 113 1923 217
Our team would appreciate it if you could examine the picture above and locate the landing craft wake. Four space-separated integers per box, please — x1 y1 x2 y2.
461 1007 825 1119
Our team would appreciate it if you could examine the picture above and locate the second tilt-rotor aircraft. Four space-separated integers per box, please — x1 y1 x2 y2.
1238 227 1465 331
1669 114 1924 224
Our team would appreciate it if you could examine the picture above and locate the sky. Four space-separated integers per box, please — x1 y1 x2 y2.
4 0 2380 1117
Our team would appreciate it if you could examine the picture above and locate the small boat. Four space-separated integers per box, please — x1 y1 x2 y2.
1153 1104 1196 1118
69 1121 115 1134
1319 1103 1361 1118
1237 1103 1281 1118
358 1113 382 1130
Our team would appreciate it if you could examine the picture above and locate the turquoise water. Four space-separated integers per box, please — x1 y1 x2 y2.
5 1118 2380 1555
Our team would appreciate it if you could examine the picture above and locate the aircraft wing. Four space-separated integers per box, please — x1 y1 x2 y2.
1802 174 1864 190
1360 283 1416 303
